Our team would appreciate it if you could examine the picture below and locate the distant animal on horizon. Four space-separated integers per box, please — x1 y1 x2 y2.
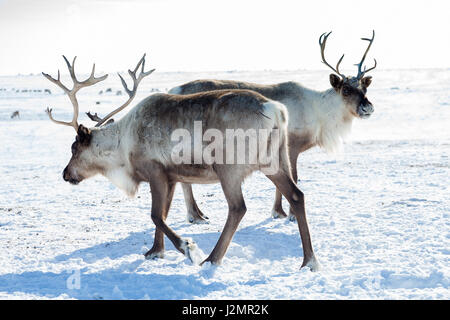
10 111 20 119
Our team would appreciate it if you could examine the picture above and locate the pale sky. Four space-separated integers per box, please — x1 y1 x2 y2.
0 0 449 76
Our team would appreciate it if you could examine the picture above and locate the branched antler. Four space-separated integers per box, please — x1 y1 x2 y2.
319 31 346 79
355 30 377 79
86 111 103 122
94 54 155 127
86 111 115 125
42 56 108 132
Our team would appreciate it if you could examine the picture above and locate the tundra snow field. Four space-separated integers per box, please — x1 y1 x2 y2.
0 69 448 299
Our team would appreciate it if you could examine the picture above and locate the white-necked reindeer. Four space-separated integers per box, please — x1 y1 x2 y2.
168 31 377 222
43 55 319 270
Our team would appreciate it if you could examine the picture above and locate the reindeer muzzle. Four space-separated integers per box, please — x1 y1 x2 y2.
63 167 80 185
357 101 374 119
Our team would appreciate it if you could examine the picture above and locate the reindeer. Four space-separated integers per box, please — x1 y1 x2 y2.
10 111 20 119
167 31 377 223
42 54 319 270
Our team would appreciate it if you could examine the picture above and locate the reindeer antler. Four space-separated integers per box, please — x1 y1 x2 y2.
42 56 108 132
355 30 377 79
86 111 103 122
319 31 346 79
93 54 155 127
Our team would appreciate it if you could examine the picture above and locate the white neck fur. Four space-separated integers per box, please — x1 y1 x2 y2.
91 123 139 197
308 88 354 153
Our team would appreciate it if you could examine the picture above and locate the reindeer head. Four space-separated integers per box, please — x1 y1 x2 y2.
42 54 154 185
319 31 376 119
62 124 97 184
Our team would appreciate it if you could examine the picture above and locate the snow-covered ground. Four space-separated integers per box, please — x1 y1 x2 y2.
0 68 449 299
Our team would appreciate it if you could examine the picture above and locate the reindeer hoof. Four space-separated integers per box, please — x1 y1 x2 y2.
301 256 320 272
288 213 297 222
181 239 205 265
271 208 288 219
144 249 164 260
187 212 209 224
200 256 222 267
200 259 221 267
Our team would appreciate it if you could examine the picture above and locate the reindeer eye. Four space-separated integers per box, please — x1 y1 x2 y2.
342 87 351 96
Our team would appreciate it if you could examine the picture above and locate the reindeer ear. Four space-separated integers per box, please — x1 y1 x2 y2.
76 124 92 145
329 74 342 90
361 76 372 88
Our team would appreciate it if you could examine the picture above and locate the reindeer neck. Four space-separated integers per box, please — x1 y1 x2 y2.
91 122 122 154
90 122 139 197
257 82 354 153
307 88 354 153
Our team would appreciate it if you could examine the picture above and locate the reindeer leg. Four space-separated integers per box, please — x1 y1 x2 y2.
144 181 175 260
181 183 209 224
288 150 300 222
202 166 247 265
272 147 300 220
146 170 202 264
271 189 288 219
266 170 319 271
267 134 317 270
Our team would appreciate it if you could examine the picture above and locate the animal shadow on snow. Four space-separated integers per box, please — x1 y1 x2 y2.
53 218 303 264
0 268 226 299
0 219 302 299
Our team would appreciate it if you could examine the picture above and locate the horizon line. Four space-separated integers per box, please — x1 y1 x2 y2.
0 66 449 78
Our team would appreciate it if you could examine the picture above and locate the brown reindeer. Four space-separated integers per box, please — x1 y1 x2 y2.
43 55 319 270
10 111 20 119
168 31 377 223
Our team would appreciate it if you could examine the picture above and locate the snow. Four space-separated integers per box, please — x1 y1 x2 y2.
0 68 449 299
